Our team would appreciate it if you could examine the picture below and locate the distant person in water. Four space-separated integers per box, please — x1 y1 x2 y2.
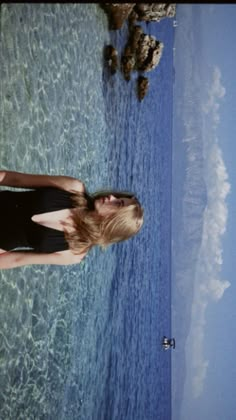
0 170 144 269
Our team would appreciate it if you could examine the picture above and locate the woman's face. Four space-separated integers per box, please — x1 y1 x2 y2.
95 194 135 216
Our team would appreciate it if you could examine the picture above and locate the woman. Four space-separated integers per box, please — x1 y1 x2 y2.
0 170 144 269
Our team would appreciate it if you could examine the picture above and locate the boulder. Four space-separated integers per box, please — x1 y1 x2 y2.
104 45 119 74
101 4 176 29
121 45 136 81
135 34 164 72
121 26 164 78
129 25 143 52
100 3 135 29
134 3 176 22
137 76 149 101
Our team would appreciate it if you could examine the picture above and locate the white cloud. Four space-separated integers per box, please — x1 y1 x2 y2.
187 269 230 398
185 298 209 398
188 155 230 396
185 67 230 399
192 360 209 398
208 278 230 301
211 67 226 98
202 66 226 127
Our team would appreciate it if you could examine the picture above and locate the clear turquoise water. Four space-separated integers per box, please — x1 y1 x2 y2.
0 4 174 419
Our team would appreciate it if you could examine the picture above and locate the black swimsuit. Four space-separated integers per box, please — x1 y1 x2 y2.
0 187 75 253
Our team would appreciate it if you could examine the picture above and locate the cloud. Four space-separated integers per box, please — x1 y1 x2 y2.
185 299 209 398
188 151 230 397
202 67 226 127
208 278 230 300
192 360 209 398
202 144 230 264
186 274 230 399
211 67 226 98
186 67 230 399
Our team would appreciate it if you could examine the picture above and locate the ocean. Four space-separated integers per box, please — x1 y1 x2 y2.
0 4 174 420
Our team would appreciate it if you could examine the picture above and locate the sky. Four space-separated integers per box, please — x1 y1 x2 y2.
172 4 236 420
199 6 236 418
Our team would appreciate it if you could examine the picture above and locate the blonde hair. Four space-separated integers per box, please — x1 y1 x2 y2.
64 190 144 254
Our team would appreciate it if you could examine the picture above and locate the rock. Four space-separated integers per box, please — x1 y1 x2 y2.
101 4 176 29
100 3 135 30
134 3 176 22
135 34 164 72
121 26 164 78
121 45 135 81
137 76 149 101
129 25 143 52
104 45 119 74
100 3 175 93
128 10 139 26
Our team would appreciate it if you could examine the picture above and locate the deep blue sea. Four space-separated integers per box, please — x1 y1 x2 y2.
0 4 174 420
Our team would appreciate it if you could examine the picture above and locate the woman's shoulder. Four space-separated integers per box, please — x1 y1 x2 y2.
56 249 87 265
55 177 85 194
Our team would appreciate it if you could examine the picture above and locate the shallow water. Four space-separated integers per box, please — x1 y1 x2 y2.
0 4 173 419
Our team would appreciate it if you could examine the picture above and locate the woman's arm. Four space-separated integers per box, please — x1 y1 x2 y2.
0 170 84 193
0 249 87 270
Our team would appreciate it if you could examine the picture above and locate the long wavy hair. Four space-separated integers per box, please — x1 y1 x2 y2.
63 190 144 254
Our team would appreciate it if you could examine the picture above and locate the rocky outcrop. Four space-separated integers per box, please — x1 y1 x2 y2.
137 76 149 101
128 25 143 51
101 3 176 29
136 33 164 72
133 3 176 22
104 45 119 74
121 46 135 81
101 3 176 101
100 4 135 30
121 25 163 80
